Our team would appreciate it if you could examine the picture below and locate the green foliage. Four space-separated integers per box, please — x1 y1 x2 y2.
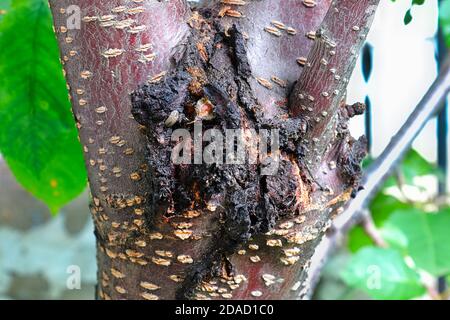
0 0 87 213
392 0 450 48
344 148 450 299
341 247 426 300
403 8 413 25
365 149 437 190
440 0 450 48
344 208 450 300
384 209 450 276
402 149 438 182
347 193 410 252
391 0 426 25
348 150 435 252
385 149 438 187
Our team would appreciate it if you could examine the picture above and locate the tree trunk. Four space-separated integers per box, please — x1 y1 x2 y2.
49 0 380 300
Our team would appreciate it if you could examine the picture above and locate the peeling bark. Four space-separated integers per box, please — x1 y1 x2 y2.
49 0 380 300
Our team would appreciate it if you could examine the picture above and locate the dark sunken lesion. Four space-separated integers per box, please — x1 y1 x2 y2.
130 10 366 299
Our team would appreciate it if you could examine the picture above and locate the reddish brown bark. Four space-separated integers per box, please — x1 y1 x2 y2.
49 0 192 299
290 0 380 171
49 0 380 300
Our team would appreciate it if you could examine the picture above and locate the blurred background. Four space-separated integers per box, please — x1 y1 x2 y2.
0 0 449 300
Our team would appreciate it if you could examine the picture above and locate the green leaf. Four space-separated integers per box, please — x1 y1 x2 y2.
341 247 425 300
404 9 413 25
440 0 450 48
362 156 374 168
412 0 425 5
384 149 437 188
391 0 427 25
383 209 450 276
380 223 409 252
348 227 373 253
0 0 87 213
347 193 410 252
402 149 436 182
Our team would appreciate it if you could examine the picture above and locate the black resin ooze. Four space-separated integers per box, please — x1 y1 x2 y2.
131 9 367 299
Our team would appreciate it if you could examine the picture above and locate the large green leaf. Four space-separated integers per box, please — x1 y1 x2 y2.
341 247 425 300
0 0 87 213
383 209 450 276
347 193 410 252
440 0 450 48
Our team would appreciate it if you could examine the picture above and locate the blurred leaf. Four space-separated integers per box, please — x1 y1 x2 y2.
0 0 87 214
446 274 450 288
402 149 436 181
341 247 425 300
362 156 374 168
365 149 435 190
404 9 413 25
391 0 427 25
347 193 410 252
0 1 11 17
440 0 450 48
314 251 371 300
380 223 409 252
383 208 450 276
384 149 437 187
347 228 373 253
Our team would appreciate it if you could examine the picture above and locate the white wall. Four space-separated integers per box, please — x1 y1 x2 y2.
348 0 441 165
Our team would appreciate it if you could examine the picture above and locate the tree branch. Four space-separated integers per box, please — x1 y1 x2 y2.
303 60 450 299
290 0 380 170
361 211 387 248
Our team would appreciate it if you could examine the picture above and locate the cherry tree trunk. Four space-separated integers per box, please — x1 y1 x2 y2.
49 0 380 300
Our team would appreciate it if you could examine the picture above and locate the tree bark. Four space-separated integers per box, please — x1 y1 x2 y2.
49 0 380 300
49 0 191 300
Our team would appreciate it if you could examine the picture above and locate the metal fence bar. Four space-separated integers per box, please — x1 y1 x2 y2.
362 44 373 154
305 59 450 299
436 6 448 292
365 96 373 154
437 12 448 196
437 106 448 194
